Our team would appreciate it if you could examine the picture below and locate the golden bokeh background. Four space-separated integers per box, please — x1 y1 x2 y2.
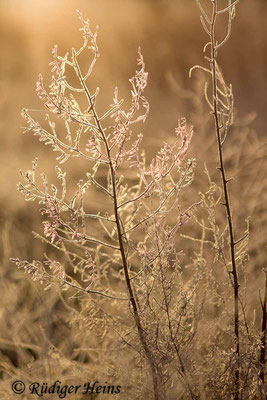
1 0 267 214
0 0 267 396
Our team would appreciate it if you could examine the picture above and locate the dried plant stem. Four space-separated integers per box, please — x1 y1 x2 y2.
110 155 160 400
209 2 240 398
73 52 160 400
153 218 196 399
107 127 160 400
259 270 267 389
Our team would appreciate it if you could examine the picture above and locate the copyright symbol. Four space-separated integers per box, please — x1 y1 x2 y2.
12 380 25 394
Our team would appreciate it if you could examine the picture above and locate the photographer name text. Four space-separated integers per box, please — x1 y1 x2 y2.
12 380 121 398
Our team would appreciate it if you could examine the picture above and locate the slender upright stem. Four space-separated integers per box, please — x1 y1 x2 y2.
110 157 160 400
73 54 160 400
259 270 267 391
209 2 240 398
153 218 196 400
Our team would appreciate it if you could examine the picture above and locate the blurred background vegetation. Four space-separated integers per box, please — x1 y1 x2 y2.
0 0 266 396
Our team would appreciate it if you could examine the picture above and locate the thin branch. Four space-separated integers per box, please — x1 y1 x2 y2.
217 0 241 15
259 269 267 387
72 49 160 399
88 175 114 198
208 1 240 397
118 181 154 209
196 0 211 24
62 279 129 300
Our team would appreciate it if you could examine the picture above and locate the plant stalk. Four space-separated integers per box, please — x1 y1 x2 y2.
259 270 267 391
209 2 240 398
75 58 160 400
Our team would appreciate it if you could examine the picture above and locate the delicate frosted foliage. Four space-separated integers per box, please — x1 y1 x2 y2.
11 5 264 400
12 12 203 400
